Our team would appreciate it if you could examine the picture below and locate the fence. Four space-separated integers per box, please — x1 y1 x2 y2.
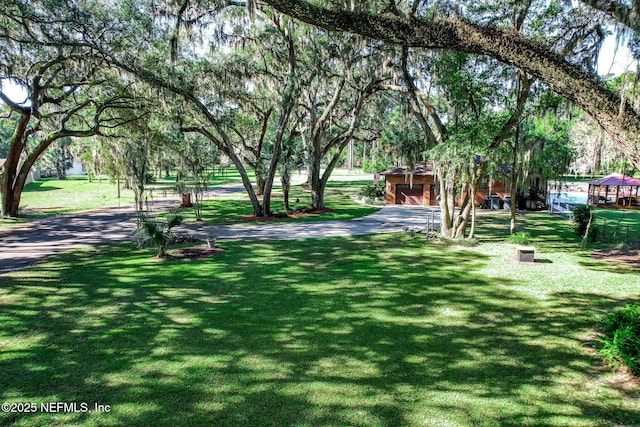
591 217 635 245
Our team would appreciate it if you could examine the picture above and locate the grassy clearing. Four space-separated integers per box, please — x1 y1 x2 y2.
15 177 135 214
475 208 640 249
1 213 638 426
0 177 135 230
1 170 376 229
180 178 379 225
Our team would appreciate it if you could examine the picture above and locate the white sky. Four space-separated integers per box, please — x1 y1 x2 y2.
0 79 29 106
597 36 637 76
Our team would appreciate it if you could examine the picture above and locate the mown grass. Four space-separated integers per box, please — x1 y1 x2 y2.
1 216 638 426
1 170 376 229
13 177 135 213
474 208 640 249
590 209 640 245
181 179 379 225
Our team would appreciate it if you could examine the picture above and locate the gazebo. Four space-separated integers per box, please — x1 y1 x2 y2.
587 173 640 208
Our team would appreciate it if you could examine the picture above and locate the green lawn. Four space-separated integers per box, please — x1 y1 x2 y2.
18 176 136 213
1 170 377 229
0 214 638 426
590 209 640 245
185 179 379 225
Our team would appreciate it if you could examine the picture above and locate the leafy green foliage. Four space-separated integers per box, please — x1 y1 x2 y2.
599 304 640 374
573 205 595 239
135 210 185 257
39 137 73 179
506 231 532 245
380 108 427 168
358 183 385 199
0 112 16 158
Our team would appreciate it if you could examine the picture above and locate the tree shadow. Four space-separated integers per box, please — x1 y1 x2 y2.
22 181 62 192
0 234 638 426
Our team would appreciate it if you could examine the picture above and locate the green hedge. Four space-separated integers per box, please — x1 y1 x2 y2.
599 303 640 375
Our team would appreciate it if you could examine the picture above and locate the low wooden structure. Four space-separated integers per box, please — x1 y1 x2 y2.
587 173 640 208
380 165 437 206
380 164 509 207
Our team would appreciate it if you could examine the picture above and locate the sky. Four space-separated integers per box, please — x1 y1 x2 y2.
597 36 637 76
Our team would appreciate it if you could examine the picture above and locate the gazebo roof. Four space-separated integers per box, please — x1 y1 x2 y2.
588 173 640 187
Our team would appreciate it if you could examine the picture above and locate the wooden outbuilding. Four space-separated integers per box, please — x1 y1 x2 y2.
380 165 437 206
380 164 510 207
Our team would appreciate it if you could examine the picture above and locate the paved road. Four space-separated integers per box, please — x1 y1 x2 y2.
0 201 439 275
181 205 439 241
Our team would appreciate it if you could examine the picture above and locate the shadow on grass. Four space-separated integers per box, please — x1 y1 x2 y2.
0 234 637 426
22 181 62 192
577 256 640 276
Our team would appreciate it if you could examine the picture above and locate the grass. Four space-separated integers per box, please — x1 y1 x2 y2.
1 170 377 229
590 209 640 245
7 176 134 213
179 178 379 225
0 177 136 230
1 212 639 426
475 208 640 249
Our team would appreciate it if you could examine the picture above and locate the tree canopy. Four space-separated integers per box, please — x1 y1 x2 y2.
1 0 639 224
261 0 640 170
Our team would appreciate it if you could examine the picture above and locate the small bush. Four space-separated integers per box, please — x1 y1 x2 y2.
506 231 531 245
573 205 593 237
145 171 156 184
135 210 185 258
599 303 640 375
359 183 385 199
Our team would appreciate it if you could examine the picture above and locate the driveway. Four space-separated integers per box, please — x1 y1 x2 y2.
181 205 439 241
0 203 439 275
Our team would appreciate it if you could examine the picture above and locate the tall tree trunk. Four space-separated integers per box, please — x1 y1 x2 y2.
262 93 296 217
453 164 484 239
1 112 31 217
468 184 478 239
509 126 520 235
282 173 291 210
436 165 457 238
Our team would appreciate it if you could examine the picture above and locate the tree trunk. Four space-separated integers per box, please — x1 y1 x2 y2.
452 165 484 239
1 112 31 217
436 165 457 238
262 99 295 216
229 152 264 217
309 163 323 210
256 175 266 196
509 127 520 235
57 167 67 180
282 173 291 210
468 184 477 239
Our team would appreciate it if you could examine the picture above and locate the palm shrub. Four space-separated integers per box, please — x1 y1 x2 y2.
599 303 640 375
135 210 185 258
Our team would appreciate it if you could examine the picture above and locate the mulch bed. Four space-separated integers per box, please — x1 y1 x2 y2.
590 247 640 269
242 208 334 222
166 245 224 260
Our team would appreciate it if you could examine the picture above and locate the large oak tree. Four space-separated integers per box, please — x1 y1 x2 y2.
260 0 640 171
